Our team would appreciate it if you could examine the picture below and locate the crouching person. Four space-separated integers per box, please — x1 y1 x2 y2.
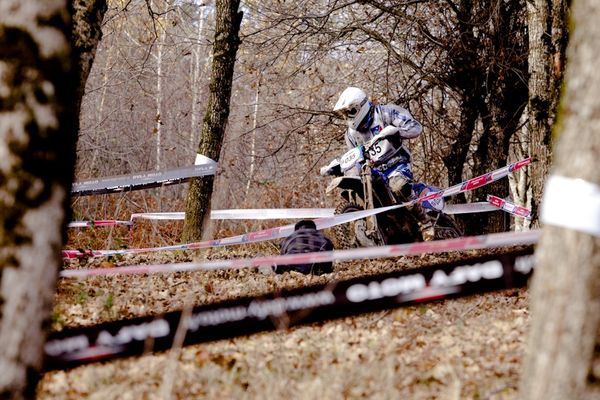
275 220 334 275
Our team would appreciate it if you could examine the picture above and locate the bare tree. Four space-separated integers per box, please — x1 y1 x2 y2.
182 0 243 241
520 0 600 398
244 0 529 233
0 1 77 397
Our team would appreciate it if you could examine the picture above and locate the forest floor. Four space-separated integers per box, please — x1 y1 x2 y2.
37 240 599 400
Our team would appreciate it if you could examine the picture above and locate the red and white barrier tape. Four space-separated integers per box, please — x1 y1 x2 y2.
486 195 532 219
62 158 531 259
59 229 540 278
130 204 497 221
69 203 491 229
62 204 401 258
414 158 531 205
67 202 495 230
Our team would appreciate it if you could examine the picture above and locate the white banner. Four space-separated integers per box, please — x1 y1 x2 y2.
129 208 336 221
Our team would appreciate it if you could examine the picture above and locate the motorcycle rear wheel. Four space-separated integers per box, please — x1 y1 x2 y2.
432 213 463 240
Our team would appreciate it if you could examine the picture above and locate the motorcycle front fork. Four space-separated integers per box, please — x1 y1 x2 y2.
360 164 383 244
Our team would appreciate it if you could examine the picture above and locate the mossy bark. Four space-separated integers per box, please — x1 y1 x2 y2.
182 0 243 242
70 0 108 114
0 1 106 397
527 0 568 224
520 1 600 398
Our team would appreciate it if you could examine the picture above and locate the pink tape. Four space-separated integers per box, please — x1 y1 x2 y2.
63 158 531 259
487 195 531 219
60 230 541 278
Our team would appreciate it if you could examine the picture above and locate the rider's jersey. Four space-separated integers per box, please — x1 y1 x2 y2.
344 104 422 167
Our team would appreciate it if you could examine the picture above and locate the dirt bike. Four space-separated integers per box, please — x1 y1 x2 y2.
322 133 462 249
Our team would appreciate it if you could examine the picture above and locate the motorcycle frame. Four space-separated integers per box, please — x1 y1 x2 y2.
360 163 379 240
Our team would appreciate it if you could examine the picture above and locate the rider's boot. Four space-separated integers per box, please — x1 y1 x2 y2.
389 175 435 242
408 203 435 242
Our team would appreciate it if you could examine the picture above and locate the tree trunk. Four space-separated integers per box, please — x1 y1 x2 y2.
245 72 262 198
520 1 600 398
528 0 568 224
71 0 108 116
190 4 207 152
182 0 243 241
465 0 528 235
152 0 170 172
0 1 78 397
508 112 532 231
442 0 480 196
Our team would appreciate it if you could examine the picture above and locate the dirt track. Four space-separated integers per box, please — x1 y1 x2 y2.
38 245 563 399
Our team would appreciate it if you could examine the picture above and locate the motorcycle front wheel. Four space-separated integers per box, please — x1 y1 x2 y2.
333 202 382 249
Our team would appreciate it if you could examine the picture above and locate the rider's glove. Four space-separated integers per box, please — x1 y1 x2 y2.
320 159 341 176
378 125 399 138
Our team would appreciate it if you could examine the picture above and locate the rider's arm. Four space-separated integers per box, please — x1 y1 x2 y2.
344 128 358 149
384 104 422 139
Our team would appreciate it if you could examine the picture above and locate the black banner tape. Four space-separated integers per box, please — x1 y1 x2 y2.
71 164 217 196
44 249 534 371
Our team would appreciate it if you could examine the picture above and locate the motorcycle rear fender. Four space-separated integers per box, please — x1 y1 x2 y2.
326 176 364 196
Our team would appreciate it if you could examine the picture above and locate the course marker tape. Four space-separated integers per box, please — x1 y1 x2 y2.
68 220 133 228
195 154 217 166
129 203 495 222
68 203 495 230
62 158 531 259
46 249 535 371
413 158 531 205
62 205 402 259
69 203 495 230
72 162 217 197
129 208 337 222
59 229 540 278
130 212 184 221
443 202 498 215
541 175 600 237
487 195 531 219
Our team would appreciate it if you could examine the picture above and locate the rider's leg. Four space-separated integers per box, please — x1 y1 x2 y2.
387 167 435 241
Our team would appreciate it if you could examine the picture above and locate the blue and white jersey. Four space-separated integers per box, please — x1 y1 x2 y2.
344 103 422 165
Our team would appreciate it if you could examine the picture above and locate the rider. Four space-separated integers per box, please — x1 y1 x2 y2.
320 86 435 241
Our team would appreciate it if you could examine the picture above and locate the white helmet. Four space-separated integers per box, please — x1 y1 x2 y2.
333 87 371 131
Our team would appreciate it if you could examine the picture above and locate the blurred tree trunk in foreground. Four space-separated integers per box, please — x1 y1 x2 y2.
0 0 106 396
0 1 77 397
527 0 568 224
520 0 600 398
183 0 243 241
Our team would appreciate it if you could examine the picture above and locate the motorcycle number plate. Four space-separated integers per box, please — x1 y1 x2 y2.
367 138 395 163
340 147 364 171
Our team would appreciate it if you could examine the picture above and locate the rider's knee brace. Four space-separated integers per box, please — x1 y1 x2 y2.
388 174 413 202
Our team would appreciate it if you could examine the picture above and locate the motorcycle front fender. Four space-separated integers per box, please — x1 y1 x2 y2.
326 176 364 195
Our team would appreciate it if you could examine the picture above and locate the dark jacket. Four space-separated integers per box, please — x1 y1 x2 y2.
276 220 334 275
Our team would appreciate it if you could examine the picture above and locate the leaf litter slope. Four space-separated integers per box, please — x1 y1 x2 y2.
40 245 533 399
